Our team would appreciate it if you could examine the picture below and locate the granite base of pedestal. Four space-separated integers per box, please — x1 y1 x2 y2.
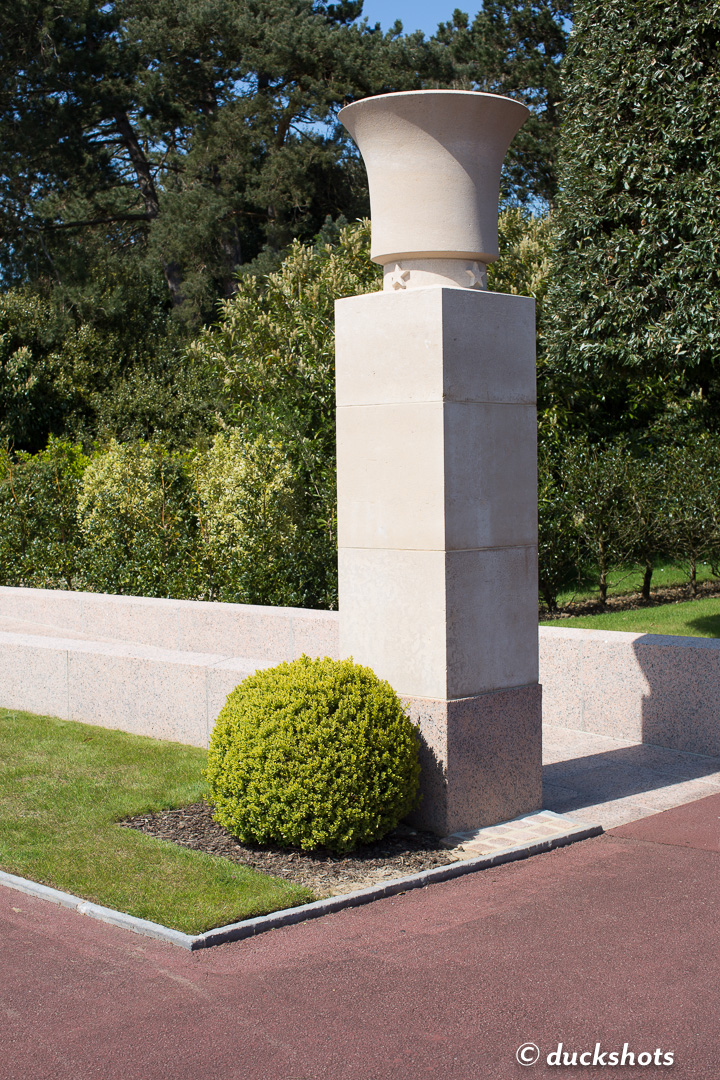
405 684 543 836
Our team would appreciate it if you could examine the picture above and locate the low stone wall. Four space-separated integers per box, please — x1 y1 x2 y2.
0 587 338 659
1 587 718 757
540 625 720 757
0 588 339 748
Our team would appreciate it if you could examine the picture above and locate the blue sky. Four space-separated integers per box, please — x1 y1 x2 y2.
359 0 474 37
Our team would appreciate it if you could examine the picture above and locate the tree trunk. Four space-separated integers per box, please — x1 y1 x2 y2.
598 539 608 605
599 566 608 606
642 561 653 601
540 584 558 613
114 110 185 306
113 111 160 220
163 262 185 307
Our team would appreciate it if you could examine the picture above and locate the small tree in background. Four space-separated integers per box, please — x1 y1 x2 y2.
562 440 636 605
624 453 670 601
663 438 720 595
537 441 579 611
543 0 720 443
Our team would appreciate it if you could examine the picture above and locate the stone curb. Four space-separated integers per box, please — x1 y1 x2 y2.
0 819 602 952
0 870 195 948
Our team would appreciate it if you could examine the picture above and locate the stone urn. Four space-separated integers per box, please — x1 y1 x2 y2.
339 89 529 290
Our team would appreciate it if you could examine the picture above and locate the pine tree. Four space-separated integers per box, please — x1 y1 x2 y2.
433 0 570 205
0 0 432 324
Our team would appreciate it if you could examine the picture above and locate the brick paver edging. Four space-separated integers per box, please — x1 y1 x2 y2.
0 818 601 951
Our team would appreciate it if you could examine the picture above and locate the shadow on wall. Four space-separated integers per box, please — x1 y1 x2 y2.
634 634 720 758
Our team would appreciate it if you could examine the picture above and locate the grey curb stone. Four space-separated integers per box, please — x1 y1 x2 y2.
0 819 602 951
0 869 196 948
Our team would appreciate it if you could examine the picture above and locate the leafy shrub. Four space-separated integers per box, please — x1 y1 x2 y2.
190 431 302 605
77 440 196 597
205 656 421 853
189 219 382 608
0 437 88 588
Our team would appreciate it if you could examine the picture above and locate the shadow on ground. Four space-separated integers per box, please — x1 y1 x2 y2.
542 727 720 828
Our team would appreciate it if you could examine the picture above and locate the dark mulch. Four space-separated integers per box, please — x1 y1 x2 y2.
120 802 457 897
540 578 720 620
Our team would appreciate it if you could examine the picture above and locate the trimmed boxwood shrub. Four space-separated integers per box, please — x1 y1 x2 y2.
205 656 421 854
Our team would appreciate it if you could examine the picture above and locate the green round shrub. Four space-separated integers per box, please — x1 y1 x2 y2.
205 655 421 853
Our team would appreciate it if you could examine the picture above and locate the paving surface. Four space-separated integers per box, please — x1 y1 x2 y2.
543 723 720 827
441 808 592 857
2 790 719 1080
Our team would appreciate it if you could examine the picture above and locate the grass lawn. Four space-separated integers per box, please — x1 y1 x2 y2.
0 709 314 934
541 595 720 638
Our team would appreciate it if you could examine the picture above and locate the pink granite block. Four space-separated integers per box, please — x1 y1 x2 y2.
0 618 90 641
0 632 69 718
634 636 720 756
290 610 339 660
0 588 341 664
0 586 85 634
539 627 720 757
538 627 583 730
174 600 294 660
406 684 543 835
67 640 224 748
77 593 181 649
579 634 647 741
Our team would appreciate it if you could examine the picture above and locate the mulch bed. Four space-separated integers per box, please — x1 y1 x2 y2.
540 578 720 620
120 802 457 897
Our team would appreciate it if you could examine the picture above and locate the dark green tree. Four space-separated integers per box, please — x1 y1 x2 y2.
543 0 720 443
433 0 571 205
0 282 222 453
0 0 432 324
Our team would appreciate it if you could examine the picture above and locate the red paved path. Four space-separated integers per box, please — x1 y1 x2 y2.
2 795 719 1080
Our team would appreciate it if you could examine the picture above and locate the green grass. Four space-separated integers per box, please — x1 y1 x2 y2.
0 709 314 934
541 595 720 638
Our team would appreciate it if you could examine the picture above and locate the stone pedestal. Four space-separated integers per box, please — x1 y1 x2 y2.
336 285 542 834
